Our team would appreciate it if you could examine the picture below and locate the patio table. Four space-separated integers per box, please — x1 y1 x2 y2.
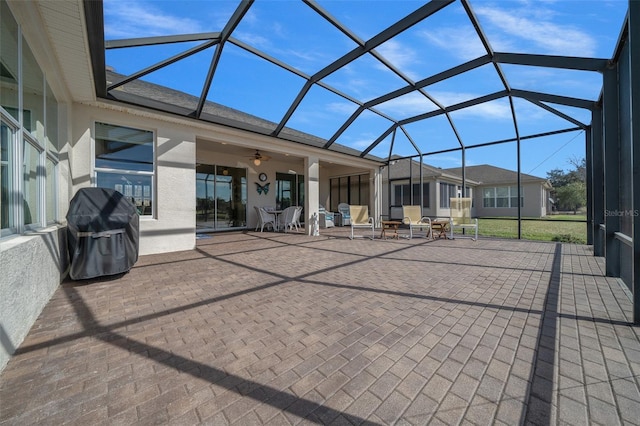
380 220 402 239
270 210 284 231
431 219 449 239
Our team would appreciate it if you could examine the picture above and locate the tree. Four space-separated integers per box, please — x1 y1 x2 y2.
555 181 586 214
547 157 586 213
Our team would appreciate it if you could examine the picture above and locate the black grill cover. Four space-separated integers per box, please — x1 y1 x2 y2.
67 188 139 280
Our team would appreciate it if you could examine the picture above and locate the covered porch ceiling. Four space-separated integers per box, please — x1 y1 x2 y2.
84 0 628 165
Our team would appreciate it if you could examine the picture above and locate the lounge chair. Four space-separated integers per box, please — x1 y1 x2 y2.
449 197 478 240
402 205 432 239
349 205 375 240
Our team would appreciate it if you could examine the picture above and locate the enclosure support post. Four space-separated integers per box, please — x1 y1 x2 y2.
603 68 620 277
628 0 640 324
591 115 605 257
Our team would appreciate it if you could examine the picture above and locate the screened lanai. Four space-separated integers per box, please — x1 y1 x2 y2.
91 0 617 164
83 0 638 321
4 3 640 422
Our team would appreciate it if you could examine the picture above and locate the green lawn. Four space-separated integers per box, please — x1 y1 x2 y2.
461 215 587 243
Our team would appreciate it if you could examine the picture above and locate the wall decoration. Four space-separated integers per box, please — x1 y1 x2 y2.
255 182 270 194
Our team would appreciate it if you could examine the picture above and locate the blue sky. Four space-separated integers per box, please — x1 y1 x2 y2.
103 0 628 178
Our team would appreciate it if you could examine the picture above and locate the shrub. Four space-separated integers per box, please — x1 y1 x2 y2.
552 234 583 243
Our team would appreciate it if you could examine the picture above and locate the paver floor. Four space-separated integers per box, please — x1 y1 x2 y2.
1 231 639 425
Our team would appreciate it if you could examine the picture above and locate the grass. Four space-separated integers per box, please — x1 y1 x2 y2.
458 215 588 243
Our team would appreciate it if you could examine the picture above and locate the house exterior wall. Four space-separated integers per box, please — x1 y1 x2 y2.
384 177 470 220
0 0 71 372
70 103 197 255
474 182 548 218
382 167 550 220
196 144 309 230
0 227 68 371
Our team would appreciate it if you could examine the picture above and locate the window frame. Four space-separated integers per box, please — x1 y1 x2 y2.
392 180 430 208
329 173 369 211
93 121 156 217
482 185 524 208
1 115 18 236
1 4 59 238
439 182 457 208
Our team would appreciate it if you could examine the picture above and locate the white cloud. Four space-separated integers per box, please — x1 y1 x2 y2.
427 90 512 120
104 0 206 39
374 40 420 79
350 136 380 149
377 92 439 116
474 5 596 56
327 102 358 115
428 154 466 167
417 27 487 61
233 31 272 50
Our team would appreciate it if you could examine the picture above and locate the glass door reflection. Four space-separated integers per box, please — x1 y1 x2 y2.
196 164 246 232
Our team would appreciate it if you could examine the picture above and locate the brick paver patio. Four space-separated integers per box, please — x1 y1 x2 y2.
1 231 639 425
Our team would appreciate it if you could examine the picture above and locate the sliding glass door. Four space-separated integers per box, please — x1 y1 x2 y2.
196 164 246 232
275 172 304 212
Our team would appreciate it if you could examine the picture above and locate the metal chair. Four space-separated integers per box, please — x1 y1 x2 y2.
402 205 432 239
449 198 478 240
349 205 375 239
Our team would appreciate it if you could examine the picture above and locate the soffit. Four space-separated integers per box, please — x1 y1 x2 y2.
35 0 95 102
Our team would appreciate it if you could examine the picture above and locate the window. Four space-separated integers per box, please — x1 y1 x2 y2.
22 138 41 226
483 188 495 207
329 174 369 211
274 171 304 211
1 121 13 233
440 183 472 208
45 157 56 224
483 186 523 208
393 182 429 208
94 122 154 215
496 186 509 207
440 182 457 208
1 1 59 236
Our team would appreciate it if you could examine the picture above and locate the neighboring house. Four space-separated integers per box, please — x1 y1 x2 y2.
444 165 553 218
383 160 552 219
382 158 480 220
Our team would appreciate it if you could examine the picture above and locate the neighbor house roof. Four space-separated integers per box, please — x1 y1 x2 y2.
444 165 550 186
385 158 481 185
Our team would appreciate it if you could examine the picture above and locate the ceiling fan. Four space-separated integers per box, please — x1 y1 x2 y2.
250 149 270 166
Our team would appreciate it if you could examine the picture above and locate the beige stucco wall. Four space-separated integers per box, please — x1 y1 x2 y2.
0 227 67 372
70 103 197 255
380 178 550 219
474 183 547 218
0 1 73 373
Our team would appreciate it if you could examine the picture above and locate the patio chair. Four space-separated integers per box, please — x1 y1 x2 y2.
319 205 335 228
349 205 375 240
337 203 351 226
278 206 299 232
402 205 432 239
293 206 303 231
449 197 478 240
255 206 276 232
